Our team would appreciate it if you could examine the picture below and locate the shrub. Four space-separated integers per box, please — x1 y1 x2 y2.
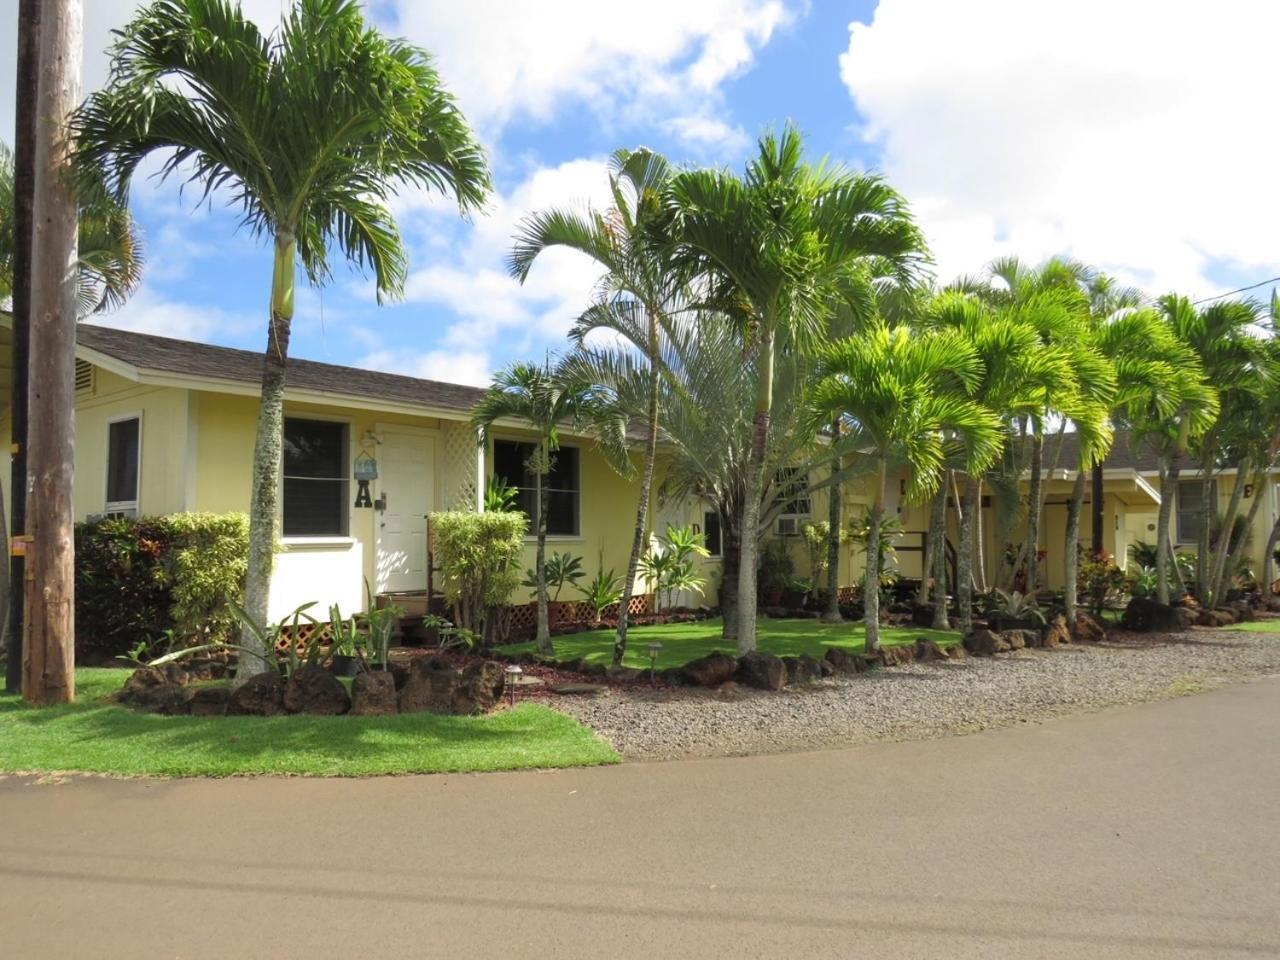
74 513 250 659
431 510 526 646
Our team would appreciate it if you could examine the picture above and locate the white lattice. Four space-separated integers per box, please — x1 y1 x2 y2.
440 420 482 511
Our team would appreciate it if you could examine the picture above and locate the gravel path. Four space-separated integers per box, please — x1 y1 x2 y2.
551 628 1280 760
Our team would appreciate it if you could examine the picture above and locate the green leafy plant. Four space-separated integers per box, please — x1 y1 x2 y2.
357 584 404 670
757 539 796 604
523 551 585 601
1129 540 1159 568
146 600 321 677
1128 564 1161 599
1078 550 1128 615
578 569 624 621
432 509 527 646
73 512 251 659
484 476 520 513
640 524 709 610
990 588 1046 626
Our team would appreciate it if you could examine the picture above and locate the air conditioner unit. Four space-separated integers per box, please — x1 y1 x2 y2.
776 516 800 537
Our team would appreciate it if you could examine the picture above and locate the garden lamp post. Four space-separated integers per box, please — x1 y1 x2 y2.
505 664 522 707
647 642 663 685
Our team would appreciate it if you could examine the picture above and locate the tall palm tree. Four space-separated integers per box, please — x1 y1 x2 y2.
509 148 682 665
809 323 1001 650
74 0 490 679
1130 295 1219 605
667 126 926 653
922 291 1076 630
471 359 629 656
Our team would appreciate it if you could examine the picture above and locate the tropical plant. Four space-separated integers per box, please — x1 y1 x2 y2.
75 0 490 682
989 588 1046 626
666 125 926 653
0 142 143 314
641 524 709 610
756 539 796 605
431 510 527 648
483 476 519 513
471 359 630 654
578 568 624 622
1127 564 1161 600
523 551 585 602
808 323 1002 651
1078 549 1128 615
511 147 683 666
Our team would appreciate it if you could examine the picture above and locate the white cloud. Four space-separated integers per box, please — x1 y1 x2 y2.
840 0 1280 296
385 0 792 145
357 348 492 388
398 156 617 353
84 284 256 342
662 114 750 153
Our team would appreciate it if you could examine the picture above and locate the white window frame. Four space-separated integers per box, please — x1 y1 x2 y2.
774 467 811 536
280 414 354 542
491 437 583 541
104 411 142 518
1176 477 1215 545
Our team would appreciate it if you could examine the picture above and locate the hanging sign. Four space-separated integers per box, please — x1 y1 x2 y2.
354 451 378 507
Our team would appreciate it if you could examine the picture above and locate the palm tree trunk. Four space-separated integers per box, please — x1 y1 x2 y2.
1262 511 1280 597
534 452 552 655
1195 448 1216 603
24 0 81 705
1022 430 1044 594
238 231 296 685
736 332 774 654
1064 466 1087 623
958 475 979 633
1204 459 1246 608
1156 456 1178 606
613 358 659 665
863 458 886 652
720 512 740 641
822 420 842 623
1212 466 1263 606
929 485 949 628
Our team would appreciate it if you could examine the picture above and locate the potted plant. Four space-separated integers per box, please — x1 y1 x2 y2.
328 603 360 677
987 589 1047 632
783 577 812 610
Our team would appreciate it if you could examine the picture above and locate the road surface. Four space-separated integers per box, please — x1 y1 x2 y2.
1 677 1277 958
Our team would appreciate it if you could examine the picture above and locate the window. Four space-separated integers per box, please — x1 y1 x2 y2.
283 418 348 536
105 416 140 518
1176 478 1214 544
492 440 580 536
774 467 811 535
702 510 722 557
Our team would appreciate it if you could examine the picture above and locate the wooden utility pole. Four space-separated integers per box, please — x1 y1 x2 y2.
6 0 42 695
23 0 81 704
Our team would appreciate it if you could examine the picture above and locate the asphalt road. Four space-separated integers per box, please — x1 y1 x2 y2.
1 678 1277 959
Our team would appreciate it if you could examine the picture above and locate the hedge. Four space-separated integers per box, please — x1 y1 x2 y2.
74 513 249 659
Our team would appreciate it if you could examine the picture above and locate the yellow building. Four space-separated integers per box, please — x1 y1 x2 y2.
1 322 1276 617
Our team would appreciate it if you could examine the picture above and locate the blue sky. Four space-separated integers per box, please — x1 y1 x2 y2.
3 0 1276 384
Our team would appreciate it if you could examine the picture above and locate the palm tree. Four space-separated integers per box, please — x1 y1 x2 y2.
809 323 1001 650
667 126 926 653
74 0 490 679
922 291 1075 631
509 148 682 665
1130 296 1219 605
0 143 142 312
471 359 629 656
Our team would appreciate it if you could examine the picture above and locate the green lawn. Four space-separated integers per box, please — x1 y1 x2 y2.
500 617 960 669
1228 618 1280 633
0 668 619 778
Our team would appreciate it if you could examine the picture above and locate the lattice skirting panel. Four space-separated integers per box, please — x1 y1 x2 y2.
836 586 860 604
502 594 655 640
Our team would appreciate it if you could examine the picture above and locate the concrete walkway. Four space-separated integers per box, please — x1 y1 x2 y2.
2 677 1277 959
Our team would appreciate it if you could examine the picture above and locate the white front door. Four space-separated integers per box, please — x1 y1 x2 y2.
375 428 434 594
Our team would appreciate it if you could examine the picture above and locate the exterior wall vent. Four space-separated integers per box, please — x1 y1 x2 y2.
75 359 94 395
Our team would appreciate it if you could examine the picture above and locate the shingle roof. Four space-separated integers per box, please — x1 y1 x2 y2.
1050 428 1226 473
77 323 487 414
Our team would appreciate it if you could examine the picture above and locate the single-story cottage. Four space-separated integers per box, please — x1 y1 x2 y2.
0 321 1276 620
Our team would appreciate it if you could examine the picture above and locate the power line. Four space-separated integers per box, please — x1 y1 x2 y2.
1193 275 1280 305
